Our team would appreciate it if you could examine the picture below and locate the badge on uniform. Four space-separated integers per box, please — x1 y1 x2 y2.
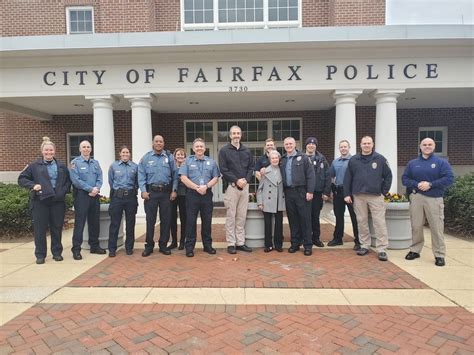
297 156 302 161
431 163 436 168
320 163 324 169
206 161 210 165
372 162 377 169
313 161 317 165
165 158 169 164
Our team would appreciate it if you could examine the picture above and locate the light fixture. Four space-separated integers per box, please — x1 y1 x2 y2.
404 97 416 101
189 101 200 105
285 99 295 103
73 103 84 107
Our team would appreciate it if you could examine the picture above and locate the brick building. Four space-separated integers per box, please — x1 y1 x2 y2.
1 0 472 200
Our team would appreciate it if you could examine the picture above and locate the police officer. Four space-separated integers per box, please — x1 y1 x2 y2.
255 138 275 181
69 140 106 260
179 138 220 257
18 137 71 264
138 135 178 257
343 136 392 261
280 137 316 256
305 137 331 248
108 146 138 257
169 148 187 250
328 140 360 249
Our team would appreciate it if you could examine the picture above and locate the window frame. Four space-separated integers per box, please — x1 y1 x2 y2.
181 0 301 31
66 6 95 35
67 132 94 163
418 126 448 157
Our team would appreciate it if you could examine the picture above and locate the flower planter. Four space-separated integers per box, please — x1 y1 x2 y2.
244 202 265 248
83 203 124 250
369 202 412 250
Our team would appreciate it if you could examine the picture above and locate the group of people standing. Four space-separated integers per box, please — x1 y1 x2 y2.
19 126 454 267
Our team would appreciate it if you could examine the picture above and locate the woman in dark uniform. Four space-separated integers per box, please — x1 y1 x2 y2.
107 146 138 257
169 148 187 250
18 137 71 264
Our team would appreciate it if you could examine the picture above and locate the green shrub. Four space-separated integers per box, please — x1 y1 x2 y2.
0 183 32 234
444 173 474 238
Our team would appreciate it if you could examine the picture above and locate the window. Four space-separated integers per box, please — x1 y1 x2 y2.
68 133 93 162
67 7 94 34
418 127 447 156
182 0 300 30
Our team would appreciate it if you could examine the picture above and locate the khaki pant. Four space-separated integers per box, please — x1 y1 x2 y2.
353 194 388 252
223 184 249 246
409 193 446 258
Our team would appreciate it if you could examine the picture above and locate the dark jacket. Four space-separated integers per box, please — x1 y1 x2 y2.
18 158 71 201
280 150 316 194
343 151 392 197
218 143 254 184
308 151 331 195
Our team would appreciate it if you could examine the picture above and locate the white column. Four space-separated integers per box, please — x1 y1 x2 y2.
85 95 117 197
124 94 154 220
372 89 405 193
333 90 363 157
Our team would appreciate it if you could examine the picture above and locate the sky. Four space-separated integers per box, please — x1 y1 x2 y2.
386 0 473 25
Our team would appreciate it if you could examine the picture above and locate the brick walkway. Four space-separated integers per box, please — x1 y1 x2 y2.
1 304 472 354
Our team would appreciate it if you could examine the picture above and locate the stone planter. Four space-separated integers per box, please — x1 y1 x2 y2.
369 202 412 250
244 202 265 248
83 203 124 250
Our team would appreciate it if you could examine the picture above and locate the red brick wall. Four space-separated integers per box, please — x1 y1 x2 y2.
329 0 386 26
302 0 330 27
155 0 180 31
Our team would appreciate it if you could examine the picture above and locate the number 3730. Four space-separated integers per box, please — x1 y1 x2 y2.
228 86 248 92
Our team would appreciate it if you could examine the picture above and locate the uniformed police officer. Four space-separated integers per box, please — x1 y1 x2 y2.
255 138 275 181
280 137 316 256
108 146 138 257
18 137 72 264
69 140 106 260
305 137 331 248
179 138 220 257
138 135 178 257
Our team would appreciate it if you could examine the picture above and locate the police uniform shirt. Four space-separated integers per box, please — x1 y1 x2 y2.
179 155 220 186
108 160 138 190
138 150 178 193
69 156 103 192
330 154 352 186
45 160 58 188
285 151 297 187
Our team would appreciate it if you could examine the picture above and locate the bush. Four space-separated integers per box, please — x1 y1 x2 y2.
444 173 474 238
0 183 32 234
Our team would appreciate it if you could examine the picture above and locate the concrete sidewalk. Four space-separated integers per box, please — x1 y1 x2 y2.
0 213 473 353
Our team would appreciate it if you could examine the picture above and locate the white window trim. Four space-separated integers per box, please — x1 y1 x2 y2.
181 0 301 31
67 132 94 163
418 126 448 157
66 6 95 35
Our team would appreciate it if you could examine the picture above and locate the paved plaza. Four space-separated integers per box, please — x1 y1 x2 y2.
1 212 473 353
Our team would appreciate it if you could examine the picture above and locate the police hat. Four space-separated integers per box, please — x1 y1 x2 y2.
305 137 318 146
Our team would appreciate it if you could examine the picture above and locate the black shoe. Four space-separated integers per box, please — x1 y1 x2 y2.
378 252 388 261
142 249 153 257
435 257 445 267
304 249 312 256
203 246 217 254
90 248 106 255
313 240 325 248
168 242 178 250
52 255 63 262
405 251 420 260
357 248 369 256
327 239 343 247
72 252 82 260
227 246 237 254
126 249 133 255
159 248 172 255
186 251 194 257
178 244 185 250
109 251 116 257
264 246 273 253
288 246 300 253
236 245 252 252
36 258 45 264
353 244 361 251
275 247 283 252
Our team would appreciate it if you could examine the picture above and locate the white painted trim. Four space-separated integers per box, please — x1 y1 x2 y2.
418 126 448 157
66 6 94 35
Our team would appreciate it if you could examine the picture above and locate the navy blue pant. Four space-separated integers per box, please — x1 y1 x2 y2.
32 198 65 258
108 195 138 252
144 191 171 251
311 192 324 242
284 187 312 250
184 190 213 252
170 195 187 245
263 211 283 249
333 186 360 244
72 190 100 252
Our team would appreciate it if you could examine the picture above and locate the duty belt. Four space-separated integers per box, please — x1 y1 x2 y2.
148 184 170 192
114 188 136 198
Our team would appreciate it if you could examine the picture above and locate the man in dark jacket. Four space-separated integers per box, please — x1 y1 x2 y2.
343 136 392 261
305 137 331 247
280 137 316 256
